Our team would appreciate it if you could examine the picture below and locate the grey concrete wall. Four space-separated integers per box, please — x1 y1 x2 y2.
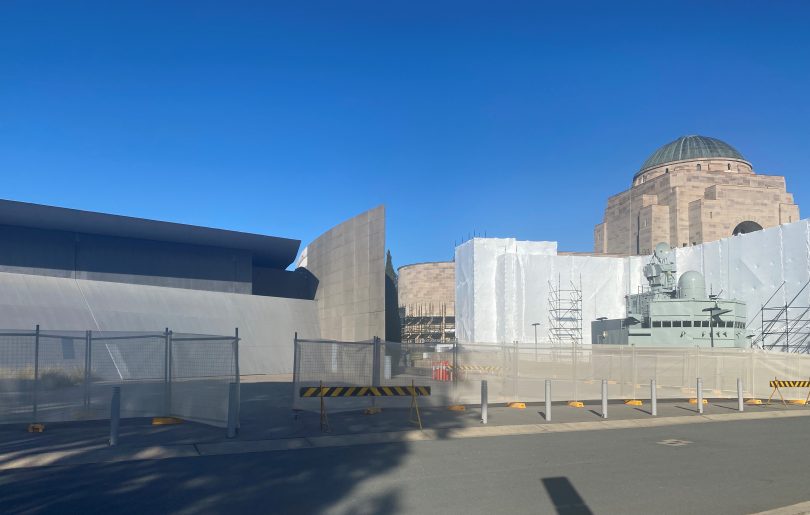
299 206 386 341
0 271 320 375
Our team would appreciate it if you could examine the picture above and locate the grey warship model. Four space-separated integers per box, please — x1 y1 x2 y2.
592 243 748 347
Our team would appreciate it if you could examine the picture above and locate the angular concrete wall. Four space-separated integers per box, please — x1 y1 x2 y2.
299 206 386 341
0 271 320 375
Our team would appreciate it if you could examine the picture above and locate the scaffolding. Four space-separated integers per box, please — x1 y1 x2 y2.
548 275 583 347
750 279 810 353
399 303 455 344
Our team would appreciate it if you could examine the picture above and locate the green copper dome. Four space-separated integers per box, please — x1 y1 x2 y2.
637 135 747 175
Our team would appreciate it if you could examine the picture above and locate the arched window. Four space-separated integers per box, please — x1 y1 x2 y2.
727 163 731 170
696 164 702 171
733 221 763 236
665 167 669 173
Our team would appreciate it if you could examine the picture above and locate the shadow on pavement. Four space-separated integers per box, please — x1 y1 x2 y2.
542 476 594 515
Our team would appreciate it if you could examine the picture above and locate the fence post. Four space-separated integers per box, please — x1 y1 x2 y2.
163 328 172 416
453 341 459 404
545 379 551 421
372 336 381 386
109 386 121 446
697 377 703 414
513 340 519 401
83 330 91 409
293 332 299 404
234 328 240 429
371 336 381 409
737 378 744 412
227 382 239 438
33 324 40 422
651 379 657 416
481 380 488 424
631 344 637 402
601 379 608 419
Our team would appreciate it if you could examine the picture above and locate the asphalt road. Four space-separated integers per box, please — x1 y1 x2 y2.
2 416 809 515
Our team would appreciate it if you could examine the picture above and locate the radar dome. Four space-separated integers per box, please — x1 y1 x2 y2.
677 271 706 300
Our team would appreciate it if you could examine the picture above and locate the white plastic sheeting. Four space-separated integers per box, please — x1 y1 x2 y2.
456 219 810 345
456 238 628 345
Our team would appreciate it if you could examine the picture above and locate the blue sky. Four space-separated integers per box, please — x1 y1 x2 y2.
2 1 809 269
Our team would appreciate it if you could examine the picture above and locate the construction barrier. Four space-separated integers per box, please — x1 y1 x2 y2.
299 385 431 397
299 382 431 431
450 365 505 375
767 378 810 407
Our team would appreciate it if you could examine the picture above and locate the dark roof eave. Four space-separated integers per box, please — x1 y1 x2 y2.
0 198 300 269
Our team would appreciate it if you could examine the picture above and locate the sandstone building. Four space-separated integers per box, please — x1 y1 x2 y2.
397 261 455 342
594 135 800 255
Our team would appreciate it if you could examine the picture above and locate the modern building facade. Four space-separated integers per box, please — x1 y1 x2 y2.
397 261 455 343
297 206 386 342
594 135 800 255
0 199 389 374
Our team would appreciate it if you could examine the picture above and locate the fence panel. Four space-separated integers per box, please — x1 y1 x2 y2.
292 337 810 410
0 327 237 428
0 332 36 423
171 334 238 427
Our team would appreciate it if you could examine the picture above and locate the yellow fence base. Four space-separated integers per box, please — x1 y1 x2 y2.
688 398 708 405
624 400 642 406
507 402 526 409
567 401 585 408
447 405 466 411
152 417 183 425
745 399 763 405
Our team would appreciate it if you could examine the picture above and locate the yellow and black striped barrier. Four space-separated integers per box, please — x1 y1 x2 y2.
769 380 810 388
301 381 429 431
767 377 810 407
449 365 504 374
300 385 431 398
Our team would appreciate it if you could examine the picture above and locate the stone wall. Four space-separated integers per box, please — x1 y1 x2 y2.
596 158 800 255
398 261 455 317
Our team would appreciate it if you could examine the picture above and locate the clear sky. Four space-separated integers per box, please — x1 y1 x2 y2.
2 1 809 270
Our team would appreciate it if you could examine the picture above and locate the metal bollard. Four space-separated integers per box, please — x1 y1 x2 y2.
227 382 239 438
651 379 657 417
109 386 121 447
601 379 608 419
481 380 488 424
545 379 551 422
697 378 703 414
737 378 744 412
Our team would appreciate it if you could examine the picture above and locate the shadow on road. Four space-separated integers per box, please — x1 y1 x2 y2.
542 476 594 515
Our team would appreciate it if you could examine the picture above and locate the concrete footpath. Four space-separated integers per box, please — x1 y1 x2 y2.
2 399 808 471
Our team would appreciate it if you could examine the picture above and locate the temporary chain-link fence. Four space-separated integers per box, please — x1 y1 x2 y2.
0 327 239 427
292 337 810 412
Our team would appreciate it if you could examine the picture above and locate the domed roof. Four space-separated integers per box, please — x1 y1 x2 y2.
638 135 747 173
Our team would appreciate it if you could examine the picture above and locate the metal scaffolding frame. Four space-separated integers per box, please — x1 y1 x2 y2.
548 275 583 347
750 279 810 353
399 303 455 344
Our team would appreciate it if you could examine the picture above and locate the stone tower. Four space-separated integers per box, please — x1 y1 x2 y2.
594 135 800 255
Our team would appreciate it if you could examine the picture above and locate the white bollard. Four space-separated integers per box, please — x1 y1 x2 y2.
545 379 551 422
737 378 744 412
601 379 608 419
481 380 488 424
651 379 657 417
697 377 704 414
